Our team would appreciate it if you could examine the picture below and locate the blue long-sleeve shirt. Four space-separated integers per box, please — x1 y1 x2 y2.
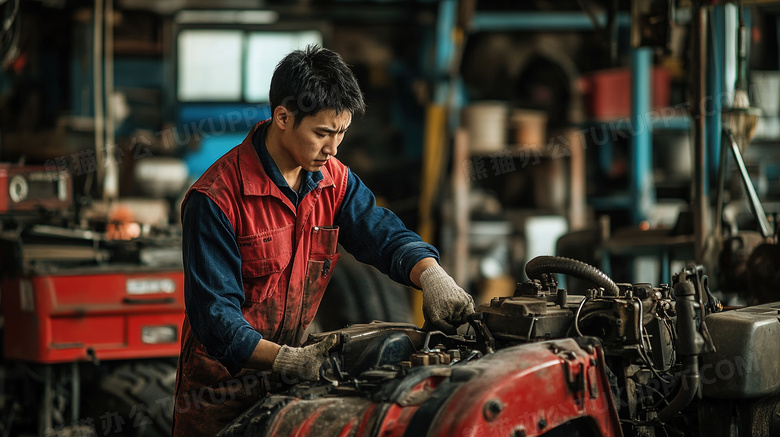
182 123 438 375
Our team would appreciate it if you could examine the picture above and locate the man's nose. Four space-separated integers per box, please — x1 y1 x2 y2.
323 137 339 157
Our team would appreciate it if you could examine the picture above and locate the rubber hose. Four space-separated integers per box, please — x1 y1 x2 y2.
525 256 620 296
657 356 700 423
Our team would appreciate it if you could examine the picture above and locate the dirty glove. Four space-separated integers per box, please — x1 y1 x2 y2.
271 334 339 382
420 264 475 334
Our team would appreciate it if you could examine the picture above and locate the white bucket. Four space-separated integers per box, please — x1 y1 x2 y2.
461 101 509 154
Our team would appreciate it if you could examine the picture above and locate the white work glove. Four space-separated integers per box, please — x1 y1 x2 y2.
420 264 475 334
271 334 339 382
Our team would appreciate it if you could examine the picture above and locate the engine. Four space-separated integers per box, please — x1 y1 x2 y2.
219 257 780 437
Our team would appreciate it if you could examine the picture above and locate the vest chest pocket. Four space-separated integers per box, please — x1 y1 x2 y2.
302 226 340 327
237 224 294 303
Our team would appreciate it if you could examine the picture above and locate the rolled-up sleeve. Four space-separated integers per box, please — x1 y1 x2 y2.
335 170 439 287
182 191 263 376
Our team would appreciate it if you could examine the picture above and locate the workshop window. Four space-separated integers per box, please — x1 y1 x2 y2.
177 30 244 101
176 29 322 103
245 31 323 102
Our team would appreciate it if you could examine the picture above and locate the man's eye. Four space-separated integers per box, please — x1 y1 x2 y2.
316 133 327 138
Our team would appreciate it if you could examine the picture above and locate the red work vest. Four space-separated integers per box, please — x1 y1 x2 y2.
172 121 348 436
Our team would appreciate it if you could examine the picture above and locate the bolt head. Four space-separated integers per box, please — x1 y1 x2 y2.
512 427 527 437
483 399 503 421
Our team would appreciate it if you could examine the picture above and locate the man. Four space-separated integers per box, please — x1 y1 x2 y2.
172 45 473 436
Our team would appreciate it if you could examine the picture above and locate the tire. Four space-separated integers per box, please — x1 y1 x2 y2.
340 253 387 323
314 249 413 332
85 360 176 437
374 267 414 323
314 261 361 331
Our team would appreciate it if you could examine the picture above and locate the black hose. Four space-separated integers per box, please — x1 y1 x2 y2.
657 356 700 423
525 255 620 296
657 281 703 423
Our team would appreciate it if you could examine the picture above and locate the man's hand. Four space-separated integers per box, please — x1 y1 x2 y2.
419 264 475 333
271 334 339 382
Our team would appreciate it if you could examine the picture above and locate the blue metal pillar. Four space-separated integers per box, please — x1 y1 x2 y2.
660 249 670 285
707 6 725 192
433 0 457 105
630 48 654 224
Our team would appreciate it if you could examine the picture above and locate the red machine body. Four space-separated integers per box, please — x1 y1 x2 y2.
222 336 622 437
424 339 620 436
2 269 185 363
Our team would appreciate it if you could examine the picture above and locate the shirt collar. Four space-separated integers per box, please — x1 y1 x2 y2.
238 120 332 197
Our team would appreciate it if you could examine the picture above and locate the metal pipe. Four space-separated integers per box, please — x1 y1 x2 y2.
71 362 80 424
451 129 469 287
693 6 709 265
103 0 118 202
714 129 730 241
567 128 586 231
40 365 52 436
93 0 105 195
726 129 772 238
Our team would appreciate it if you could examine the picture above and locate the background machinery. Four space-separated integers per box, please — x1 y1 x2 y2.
0 164 185 437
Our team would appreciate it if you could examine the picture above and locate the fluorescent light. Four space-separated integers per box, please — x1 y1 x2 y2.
175 10 279 25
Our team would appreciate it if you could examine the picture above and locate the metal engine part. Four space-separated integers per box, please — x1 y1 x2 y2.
218 256 780 437
477 293 573 342
0 164 72 215
701 302 780 399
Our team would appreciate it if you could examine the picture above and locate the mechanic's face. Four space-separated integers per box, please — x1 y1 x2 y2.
280 109 352 172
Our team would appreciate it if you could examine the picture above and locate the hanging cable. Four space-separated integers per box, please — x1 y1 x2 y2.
635 297 672 384
573 296 588 337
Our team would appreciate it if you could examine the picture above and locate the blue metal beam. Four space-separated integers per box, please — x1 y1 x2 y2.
471 12 630 32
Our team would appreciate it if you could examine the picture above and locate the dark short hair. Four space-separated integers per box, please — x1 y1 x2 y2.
269 45 366 127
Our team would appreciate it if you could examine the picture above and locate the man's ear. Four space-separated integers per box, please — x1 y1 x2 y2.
273 106 292 131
